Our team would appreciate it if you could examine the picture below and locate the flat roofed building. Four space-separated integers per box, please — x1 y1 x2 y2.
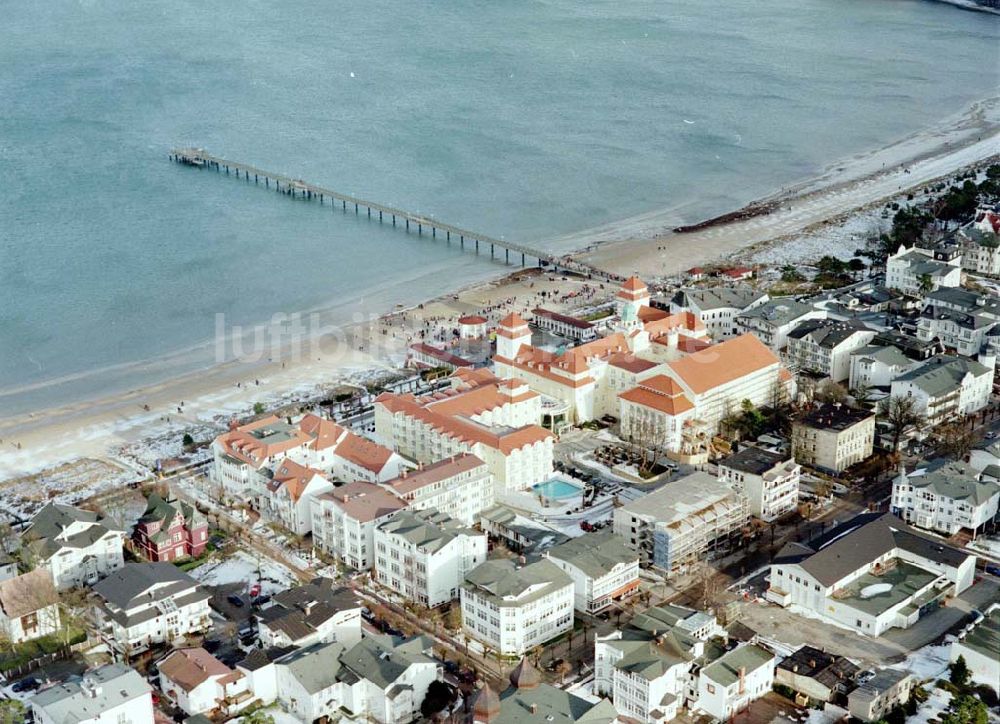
717 447 800 521
374 508 487 607
613 472 749 575
545 531 640 613
847 669 914 722
767 513 976 636
461 558 574 657
949 606 999 693
792 404 874 473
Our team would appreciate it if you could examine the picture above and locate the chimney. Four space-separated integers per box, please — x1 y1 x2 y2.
529 704 537 714
809 659 816 669
738 666 746 695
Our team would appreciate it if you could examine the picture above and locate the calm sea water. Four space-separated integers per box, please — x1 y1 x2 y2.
1 0 998 415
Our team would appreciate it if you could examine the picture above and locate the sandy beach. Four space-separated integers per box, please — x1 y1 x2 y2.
2 94 999 482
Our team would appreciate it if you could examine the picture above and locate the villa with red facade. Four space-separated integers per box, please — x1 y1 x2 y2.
132 494 209 562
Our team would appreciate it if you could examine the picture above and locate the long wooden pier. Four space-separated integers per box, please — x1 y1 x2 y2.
170 147 607 275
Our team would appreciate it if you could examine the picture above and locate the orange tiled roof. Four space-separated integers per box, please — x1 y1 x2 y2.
299 414 346 451
159 647 235 692
384 454 486 496
620 374 694 416
667 334 780 395
269 458 327 503
335 431 394 474
608 353 659 374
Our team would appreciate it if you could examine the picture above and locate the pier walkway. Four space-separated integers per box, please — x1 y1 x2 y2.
170 147 612 278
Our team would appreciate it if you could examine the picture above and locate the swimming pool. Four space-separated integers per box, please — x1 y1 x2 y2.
532 479 584 500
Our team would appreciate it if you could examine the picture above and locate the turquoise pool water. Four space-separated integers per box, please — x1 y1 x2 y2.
533 479 584 500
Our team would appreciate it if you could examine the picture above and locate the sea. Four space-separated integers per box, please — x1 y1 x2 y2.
0 0 998 418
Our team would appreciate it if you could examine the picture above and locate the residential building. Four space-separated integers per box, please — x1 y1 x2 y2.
885 244 962 295
461 557 574 657
30 664 154 724
847 669 914 722
891 463 1000 536
791 405 875 473
92 563 212 655
613 472 749 574
915 286 1000 364
408 342 473 371
158 647 253 718
477 504 570 553
235 646 297 708
256 458 334 535
0 569 60 644
472 657 619 724
256 578 362 648
849 345 919 391
736 298 825 351
375 370 554 494
775 645 860 704
890 355 992 425
266 635 441 724
717 447 800 521
695 644 775 721
212 413 406 496
21 503 125 590
532 307 598 342
311 482 408 570
131 494 208 563
544 531 639 613
786 318 876 383
379 454 494 526
767 513 976 636
374 508 487 607
672 286 769 340
949 606 999 693
594 604 724 722
959 211 1000 276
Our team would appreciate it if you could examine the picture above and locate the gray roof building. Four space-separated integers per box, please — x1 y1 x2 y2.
700 644 774 687
545 530 636 580
674 285 767 312
30 664 151 723
788 319 872 349
893 355 990 398
463 558 572 607
376 508 481 554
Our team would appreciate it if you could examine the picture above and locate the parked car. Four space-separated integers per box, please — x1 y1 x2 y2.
12 677 41 693
227 594 245 608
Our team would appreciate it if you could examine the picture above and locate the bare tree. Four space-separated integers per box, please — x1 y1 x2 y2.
937 422 975 460
879 395 925 453
814 380 848 405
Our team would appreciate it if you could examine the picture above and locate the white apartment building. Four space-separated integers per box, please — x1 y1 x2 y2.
767 513 976 636
736 298 826 351
375 509 487 607
848 669 915 723
785 319 876 383
890 355 992 426
31 664 154 724
885 245 962 295
595 604 724 723
312 482 408 571
695 644 775 721
461 558 574 657
959 211 1000 276
92 563 212 656
849 345 919 391
791 404 875 473
916 287 1000 364
892 463 1000 536
256 458 334 536
614 472 749 574
0 569 61 644
380 454 494 526
672 286 769 340
212 413 405 497
21 503 125 591
717 447 800 521
374 371 554 495
544 531 640 613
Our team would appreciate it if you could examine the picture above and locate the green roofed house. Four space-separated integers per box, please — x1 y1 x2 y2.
695 644 776 721
544 530 640 613
461 557 574 656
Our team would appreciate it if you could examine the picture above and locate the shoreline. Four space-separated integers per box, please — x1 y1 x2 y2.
2 94 1000 480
